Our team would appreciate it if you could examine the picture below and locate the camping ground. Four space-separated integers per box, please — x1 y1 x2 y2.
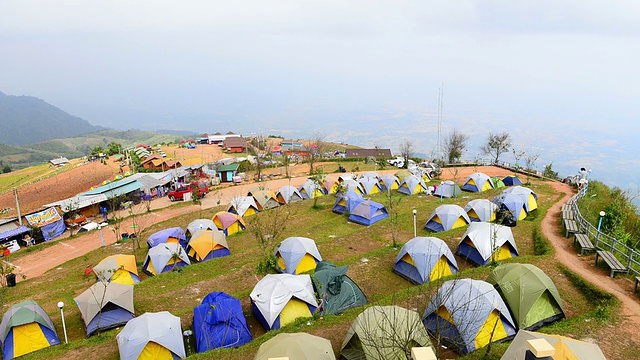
2 169 640 360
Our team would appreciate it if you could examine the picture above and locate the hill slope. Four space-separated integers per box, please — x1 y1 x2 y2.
0 90 100 146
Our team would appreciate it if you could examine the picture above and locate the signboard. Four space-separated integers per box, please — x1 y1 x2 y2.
25 208 62 227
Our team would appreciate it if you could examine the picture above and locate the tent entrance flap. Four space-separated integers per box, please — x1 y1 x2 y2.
524 291 564 329
296 254 318 274
475 309 508 350
279 298 312 327
139 341 174 360
13 323 50 358
491 244 514 262
429 256 453 281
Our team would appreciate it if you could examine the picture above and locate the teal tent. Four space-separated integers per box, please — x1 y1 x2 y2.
312 261 368 315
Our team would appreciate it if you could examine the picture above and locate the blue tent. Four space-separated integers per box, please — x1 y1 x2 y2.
146 227 187 249
332 190 363 214
502 176 522 186
348 199 388 226
193 292 252 352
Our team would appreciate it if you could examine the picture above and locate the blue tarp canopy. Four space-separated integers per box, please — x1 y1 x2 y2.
193 292 252 352
0 226 30 241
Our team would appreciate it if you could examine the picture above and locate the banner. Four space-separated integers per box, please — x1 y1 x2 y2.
25 207 62 227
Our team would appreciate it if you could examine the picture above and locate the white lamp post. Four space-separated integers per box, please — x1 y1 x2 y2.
596 211 605 247
440 182 444 203
412 209 417 237
57 301 68 344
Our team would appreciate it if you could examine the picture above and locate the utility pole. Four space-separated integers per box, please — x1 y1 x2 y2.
13 188 22 225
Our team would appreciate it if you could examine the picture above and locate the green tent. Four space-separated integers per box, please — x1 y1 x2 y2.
491 177 506 188
254 332 335 360
486 263 565 330
340 305 433 360
312 261 368 315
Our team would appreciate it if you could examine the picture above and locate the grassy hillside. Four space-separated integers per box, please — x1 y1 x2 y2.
0 130 187 170
0 178 624 360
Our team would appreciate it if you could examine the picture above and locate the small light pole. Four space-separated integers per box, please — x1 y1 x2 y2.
412 209 417 237
57 301 68 344
440 182 444 203
98 224 105 247
596 211 605 247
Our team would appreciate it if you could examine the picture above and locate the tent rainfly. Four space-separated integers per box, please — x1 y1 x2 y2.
276 185 304 204
340 305 433 360
424 205 471 232
275 237 323 274
186 229 230 262
186 219 217 238
378 174 401 191
312 261 368 315
212 211 247 236
357 177 382 195
393 237 459 284
193 292 252 352
252 190 280 210
397 175 427 195
332 190 363 214
93 254 140 285
422 279 517 355
0 300 60 360
146 227 187 249
254 332 335 360
74 282 135 336
456 222 519 266
432 180 462 198
142 242 191 276
348 199 389 226
299 179 326 199
499 330 606 360
464 199 499 223
116 311 186 360
462 172 494 193
227 196 259 217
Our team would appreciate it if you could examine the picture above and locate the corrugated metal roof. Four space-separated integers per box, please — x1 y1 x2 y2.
218 163 240 172
45 194 108 210
82 178 138 195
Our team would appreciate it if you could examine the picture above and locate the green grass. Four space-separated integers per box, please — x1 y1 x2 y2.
0 177 619 359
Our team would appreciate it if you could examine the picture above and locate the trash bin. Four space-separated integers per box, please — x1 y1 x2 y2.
6 273 16 287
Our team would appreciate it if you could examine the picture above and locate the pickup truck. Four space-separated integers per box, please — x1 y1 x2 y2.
167 183 209 201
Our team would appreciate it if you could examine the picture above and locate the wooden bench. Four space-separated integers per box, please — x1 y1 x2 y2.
563 218 579 238
595 250 628 278
574 233 594 255
634 277 640 294
562 209 574 220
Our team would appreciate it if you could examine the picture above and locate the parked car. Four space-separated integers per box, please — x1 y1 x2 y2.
167 183 209 201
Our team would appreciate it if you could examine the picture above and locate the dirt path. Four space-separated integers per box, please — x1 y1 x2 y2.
541 181 640 357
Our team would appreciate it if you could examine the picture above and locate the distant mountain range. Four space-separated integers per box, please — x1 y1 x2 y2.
0 90 189 169
0 90 104 146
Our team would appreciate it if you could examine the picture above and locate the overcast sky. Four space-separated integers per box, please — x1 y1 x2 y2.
1 1 639 188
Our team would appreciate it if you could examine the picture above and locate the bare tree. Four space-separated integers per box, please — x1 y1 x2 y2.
308 132 327 175
247 204 295 274
480 132 512 164
443 129 469 164
399 139 414 169
524 153 539 185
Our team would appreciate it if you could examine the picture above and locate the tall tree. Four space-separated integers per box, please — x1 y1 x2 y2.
481 132 512 164
399 139 414 169
443 129 469 164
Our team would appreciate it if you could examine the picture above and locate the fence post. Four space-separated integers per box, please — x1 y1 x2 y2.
628 250 633 272
611 237 616 253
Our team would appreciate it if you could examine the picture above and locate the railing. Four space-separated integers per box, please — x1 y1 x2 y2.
567 186 640 277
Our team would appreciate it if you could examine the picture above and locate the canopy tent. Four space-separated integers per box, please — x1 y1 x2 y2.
254 332 335 360
378 174 401 191
227 196 259 217
462 172 494 193
299 179 326 199
397 175 427 195
250 274 318 331
422 279 517 355
146 227 187 249
312 261 368 315
252 190 281 210
502 186 538 212
93 254 140 285
493 193 528 221
276 185 304 204
212 211 247 236
185 219 217 239
117 311 185 360
340 305 433 360
456 222 519 266
0 300 60 360
275 237 323 274
487 263 565 330
332 190 363 215
393 237 459 284
74 282 135 336
357 177 382 195
502 175 522 187
464 199 498 223
424 205 471 232
193 292 252 352
142 242 191 276
186 229 230 262
432 180 462 198
500 330 606 360
348 199 389 226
